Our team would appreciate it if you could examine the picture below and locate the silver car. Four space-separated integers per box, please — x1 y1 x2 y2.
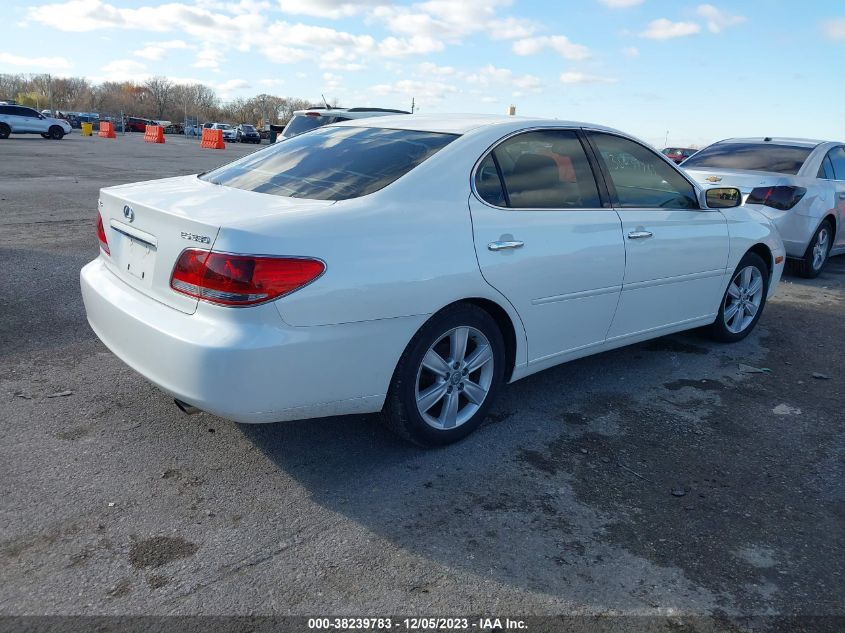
0 104 72 140
683 138 845 277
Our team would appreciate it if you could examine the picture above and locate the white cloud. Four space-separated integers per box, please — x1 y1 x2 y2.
560 71 617 84
277 0 386 19
371 78 457 104
821 18 845 40
97 58 149 81
0 52 72 70
696 4 746 33
417 62 456 76
217 78 250 94
134 39 190 61
598 0 644 7
622 46 640 57
193 46 224 70
512 35 590 60
640 18 700 40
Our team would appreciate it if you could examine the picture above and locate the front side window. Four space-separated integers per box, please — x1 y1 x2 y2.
682 142 812 175
589 133 698 209
476 130 601 209
826 147 845 181
201 126 457 201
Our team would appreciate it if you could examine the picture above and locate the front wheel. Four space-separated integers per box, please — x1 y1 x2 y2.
0 124 10 139
382 304 505 446
708 252 769 342
796 220 832 278
48 126 64 140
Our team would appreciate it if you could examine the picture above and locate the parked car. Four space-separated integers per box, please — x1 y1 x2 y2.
81 115 784 446
662 147 697 164
184 124 202 137
209 122 237 142
236 123 261 144
125 116 154 133
683 137 845 277
279 106 410 140
0 104 72 139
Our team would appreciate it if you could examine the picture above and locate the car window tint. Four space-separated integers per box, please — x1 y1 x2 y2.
590 133 698 209
488 130 601 209
682 142 812 175
201 126 457 201
475 154 507 207
0 105 12 115
827 147 845 181
282 115 330 138
818 155 836 180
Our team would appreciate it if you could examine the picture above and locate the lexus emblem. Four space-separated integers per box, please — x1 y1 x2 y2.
123 205 135 222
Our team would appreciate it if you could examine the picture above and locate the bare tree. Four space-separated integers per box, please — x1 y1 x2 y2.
144 76 174 120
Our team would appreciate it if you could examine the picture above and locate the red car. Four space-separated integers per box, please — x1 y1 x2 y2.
125 116 154 133
662 147 698 164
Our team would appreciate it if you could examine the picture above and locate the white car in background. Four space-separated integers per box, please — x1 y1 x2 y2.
0 104 72 139
209 122 237 142
683 138 845 277
279 106 410 139
81 115 784 446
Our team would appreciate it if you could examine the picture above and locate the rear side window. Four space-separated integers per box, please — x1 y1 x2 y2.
0 105 12 115
201 126 457 200
590 132 698 209
818 155 836 180
826 147 845 181
476 130 601 209
682 143 812 175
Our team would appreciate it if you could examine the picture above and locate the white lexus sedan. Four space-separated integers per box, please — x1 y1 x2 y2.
81 115 785 446
683 137 845 277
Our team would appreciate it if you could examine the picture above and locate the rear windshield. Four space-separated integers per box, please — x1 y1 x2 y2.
200 126 458 200
682 143 812 175
282 114 334 138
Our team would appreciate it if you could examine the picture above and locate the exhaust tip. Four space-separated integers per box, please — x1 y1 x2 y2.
174 399 201 415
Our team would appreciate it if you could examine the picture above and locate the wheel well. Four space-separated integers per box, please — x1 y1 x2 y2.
821 214 836 235
748 243 773 279
459 298 518 382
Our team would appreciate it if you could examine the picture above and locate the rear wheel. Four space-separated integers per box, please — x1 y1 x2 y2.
708 252 769 342
382 304 505 446
48 126 64 140
796 220 833 278
0 124 10 139
41 133 50 138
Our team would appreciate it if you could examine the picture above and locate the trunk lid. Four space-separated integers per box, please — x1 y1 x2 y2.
683 168 794 198
98 175 334 314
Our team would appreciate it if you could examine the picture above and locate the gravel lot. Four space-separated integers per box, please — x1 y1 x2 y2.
1 133 843 631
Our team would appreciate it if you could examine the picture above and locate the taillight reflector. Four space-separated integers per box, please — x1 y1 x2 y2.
96 213 110 254
170 249 325 306
746 186 806 211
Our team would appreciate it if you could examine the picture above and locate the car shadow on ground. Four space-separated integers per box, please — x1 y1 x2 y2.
236 258 845 617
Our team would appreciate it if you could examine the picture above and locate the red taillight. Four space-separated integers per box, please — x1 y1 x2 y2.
96 213 110 255
746 186 806 211
170 249 325 306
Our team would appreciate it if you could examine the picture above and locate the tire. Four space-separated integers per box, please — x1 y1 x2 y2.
0 124 10 139
41 133 50 138
382 304 506 446
709 252 769 343
48 126 64 140
796 220 833 278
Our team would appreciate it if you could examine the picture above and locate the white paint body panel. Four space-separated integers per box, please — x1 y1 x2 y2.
80 116 785 424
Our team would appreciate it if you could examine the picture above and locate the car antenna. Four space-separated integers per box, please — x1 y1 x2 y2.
322 94 330 110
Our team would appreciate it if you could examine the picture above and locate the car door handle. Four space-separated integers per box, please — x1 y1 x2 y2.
488 240 524 251
627 230 653 240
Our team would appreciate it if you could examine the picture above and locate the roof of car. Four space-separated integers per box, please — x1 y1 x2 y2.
716 137 828 148
333 113 623 136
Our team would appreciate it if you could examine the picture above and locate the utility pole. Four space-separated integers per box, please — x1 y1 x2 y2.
664 130 669 147
410 97 415 114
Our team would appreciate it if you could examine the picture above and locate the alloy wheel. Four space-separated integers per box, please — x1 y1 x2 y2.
813 227 830 271
415 326 495 430
723 265 764 334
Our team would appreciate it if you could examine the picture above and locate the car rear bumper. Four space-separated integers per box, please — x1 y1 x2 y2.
80 258 422 423
751 206 817 257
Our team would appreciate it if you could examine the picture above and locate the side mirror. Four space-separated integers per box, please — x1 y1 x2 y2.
704 187 742 209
